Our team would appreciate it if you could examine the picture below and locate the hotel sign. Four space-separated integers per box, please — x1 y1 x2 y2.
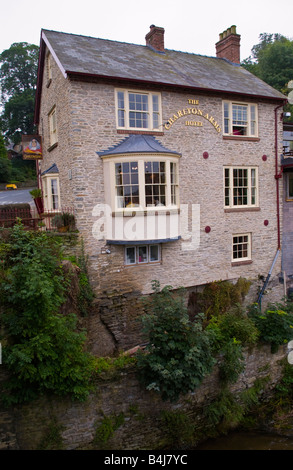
165 99 221 133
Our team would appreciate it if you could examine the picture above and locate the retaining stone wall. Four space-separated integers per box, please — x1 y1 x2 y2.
0 345 287 450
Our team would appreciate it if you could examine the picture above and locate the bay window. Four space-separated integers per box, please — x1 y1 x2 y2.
113 157 178 210
42 174 60 211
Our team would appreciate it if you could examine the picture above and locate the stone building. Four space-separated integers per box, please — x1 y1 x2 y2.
34 25 287 343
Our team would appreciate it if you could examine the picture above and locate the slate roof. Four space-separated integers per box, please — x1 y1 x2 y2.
98 135 181 157
41 163 59 175
35 29 286 123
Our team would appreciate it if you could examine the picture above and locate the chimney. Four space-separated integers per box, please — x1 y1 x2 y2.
216 25 241 64
145 25 165 52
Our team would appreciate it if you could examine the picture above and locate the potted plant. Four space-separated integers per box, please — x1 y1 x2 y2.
29 188 44 215
52 212 75 232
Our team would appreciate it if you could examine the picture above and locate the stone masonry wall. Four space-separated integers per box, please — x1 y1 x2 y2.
38 53 284 303
0 344 287 450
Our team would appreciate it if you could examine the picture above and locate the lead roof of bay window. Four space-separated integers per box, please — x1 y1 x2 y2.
38 29 286 103
97 134 181 157
41 163 59 175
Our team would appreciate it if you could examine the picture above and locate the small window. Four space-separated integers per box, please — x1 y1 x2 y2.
224 167 258 208
48 107 58 147
125 244 161 266
232 233 251 262
223 101 258 137
116 89 162 131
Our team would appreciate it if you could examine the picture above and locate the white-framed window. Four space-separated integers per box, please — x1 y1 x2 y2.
115 89 162 131
113 157 179 210
223 101 258 137
232 233 251 262
125 244 161 266
42 174 60 211
48 106 58 147
224 167 258 208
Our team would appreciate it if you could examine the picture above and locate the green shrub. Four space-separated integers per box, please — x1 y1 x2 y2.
0 223 94 405
136 281 215 402
249 303 293 352
207 306 259 384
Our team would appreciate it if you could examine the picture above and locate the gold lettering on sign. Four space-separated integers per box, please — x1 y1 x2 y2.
185 121 203 127
164 99 221 133
165 108 221 133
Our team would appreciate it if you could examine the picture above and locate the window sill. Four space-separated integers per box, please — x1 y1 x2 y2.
117 129 164 136
231 260 252 267
48 142 58 152
225 207 260 213
223 136 260 142
112 208 180 217
125 261 162 268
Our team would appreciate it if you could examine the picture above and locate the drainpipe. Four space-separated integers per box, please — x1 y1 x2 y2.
258 102 286 309
274 103 285 250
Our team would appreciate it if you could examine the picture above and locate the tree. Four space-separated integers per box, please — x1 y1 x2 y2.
0 130 11 182
0 42 39 143
242 34 293 121
0 42 39 101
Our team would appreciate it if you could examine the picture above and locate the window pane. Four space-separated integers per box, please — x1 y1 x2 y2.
138 246 147 263
125 247 136 265
51 178 59 209
144 161 166 206
128 93 149 128
232 104 248 135
115 161 139 207
150 245 160 262
250 105 256 136
224 102 229 134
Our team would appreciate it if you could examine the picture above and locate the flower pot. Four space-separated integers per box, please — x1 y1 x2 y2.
34 197 44 215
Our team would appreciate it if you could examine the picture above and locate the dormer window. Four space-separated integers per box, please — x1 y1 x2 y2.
116 89 161 131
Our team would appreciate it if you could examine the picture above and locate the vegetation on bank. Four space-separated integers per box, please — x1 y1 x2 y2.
0 224 94 405
1 224 293 412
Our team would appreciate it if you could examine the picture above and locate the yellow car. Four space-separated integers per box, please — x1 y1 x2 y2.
5 184 17 190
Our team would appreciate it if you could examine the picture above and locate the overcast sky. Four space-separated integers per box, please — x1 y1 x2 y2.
1 0 293 61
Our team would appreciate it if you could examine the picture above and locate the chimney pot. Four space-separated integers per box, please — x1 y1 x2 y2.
146 25 165 52
216 25 241 64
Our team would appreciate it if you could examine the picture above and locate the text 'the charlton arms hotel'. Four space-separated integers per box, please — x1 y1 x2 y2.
33 25 288 347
